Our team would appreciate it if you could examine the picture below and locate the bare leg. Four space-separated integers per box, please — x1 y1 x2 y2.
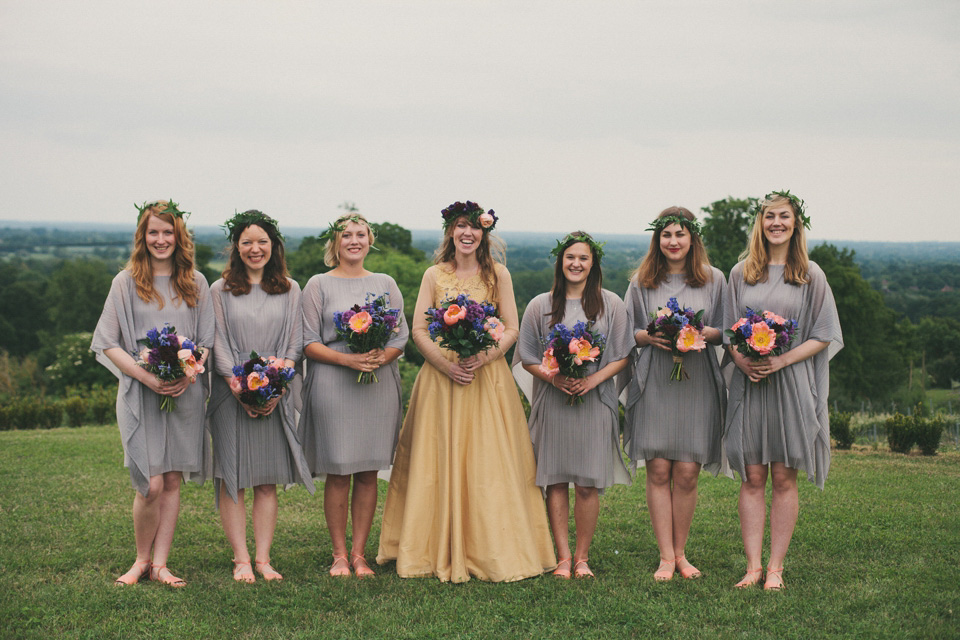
251 484 281 580
219 486 250 560
151 472 182 568
572 484 599 577
149 472 186 586
766 462 798 589
545 483 571 577
671 461 701 575
545 484 571 561
646 458 676 563
324 474 351 575
349 471 378 576
117 475 164 584
349 471 378 556
252 485 278 564
735 464 768 587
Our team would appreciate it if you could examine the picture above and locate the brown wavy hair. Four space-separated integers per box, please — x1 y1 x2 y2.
222 217 291 296
741 194 809 285
434 215 506 305
548 231 604 326
126 202 198 309
633 206 712 289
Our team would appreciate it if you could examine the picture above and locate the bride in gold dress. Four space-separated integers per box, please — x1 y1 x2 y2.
377 201 555 582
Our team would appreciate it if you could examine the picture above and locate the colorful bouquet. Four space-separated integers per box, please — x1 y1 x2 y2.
725 307 799 383
333 292 403 383
136 324 205 412
646 297 707 381
538 321 606 405
426 294 504 359
230 351 296 414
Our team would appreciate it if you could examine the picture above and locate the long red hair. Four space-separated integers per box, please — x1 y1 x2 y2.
126 203 198 308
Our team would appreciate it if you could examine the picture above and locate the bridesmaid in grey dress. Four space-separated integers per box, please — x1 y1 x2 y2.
208 210 315 583
621 207 727 582
301 213 408 577
91 200 214 587
514 231 631 579
724 191 842 590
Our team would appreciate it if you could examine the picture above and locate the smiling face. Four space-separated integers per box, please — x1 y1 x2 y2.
337 220 371 265
237 223 272 276
762 204 796 248
145 214 176 264
452 216 481 257
562 242 594 287
659 223 692 270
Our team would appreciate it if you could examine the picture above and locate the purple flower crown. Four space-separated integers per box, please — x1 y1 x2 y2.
441 201 498 233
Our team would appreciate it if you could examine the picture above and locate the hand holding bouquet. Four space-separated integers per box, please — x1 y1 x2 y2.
725 307 798 383
334 293 403 383
230 351 296 417
426 294 503 360
538 321 606 405
136 324 206 412
646 297 707 381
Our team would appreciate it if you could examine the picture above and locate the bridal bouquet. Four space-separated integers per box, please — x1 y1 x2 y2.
230 351 296 413
136 324 205 412
726 307 799 383
334 292 403 383
539 321 606 405
646 297 707 381
426 294 504 359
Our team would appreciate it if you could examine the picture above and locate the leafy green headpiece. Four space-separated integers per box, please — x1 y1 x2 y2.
221 210 284 241
317 214 380 252
757 189 810 230
135 199 190 222
645 214 702 236
550 232 606 264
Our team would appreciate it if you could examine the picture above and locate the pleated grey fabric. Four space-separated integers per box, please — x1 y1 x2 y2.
91 271 215 496
620 271 728 475
300 273 408 476
722 262 843 489
207 279 315 506
513 290 632 490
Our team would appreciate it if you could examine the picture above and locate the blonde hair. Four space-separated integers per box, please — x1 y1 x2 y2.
126 202 198 308
323 214 376 267
741 194 809 285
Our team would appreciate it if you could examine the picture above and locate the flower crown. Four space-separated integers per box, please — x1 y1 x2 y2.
550 232 606 264
317 214 380 251
645 214 702 236
135 199 190 222
757 189 810 230
221 209 284 241
441 201 497 232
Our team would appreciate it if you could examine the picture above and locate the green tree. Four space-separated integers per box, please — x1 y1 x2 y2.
700 196 757 276
0 263 51 356
194 243 219 284
45 258 115 337
810 243 907 405
914 316 960 388
371 222 425 259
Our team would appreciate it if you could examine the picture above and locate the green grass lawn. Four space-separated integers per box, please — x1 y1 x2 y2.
1 425 958 639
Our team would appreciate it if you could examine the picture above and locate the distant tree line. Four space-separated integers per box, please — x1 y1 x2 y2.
1 208 958 411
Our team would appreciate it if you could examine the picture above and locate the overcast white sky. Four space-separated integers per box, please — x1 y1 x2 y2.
2 1 958 242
